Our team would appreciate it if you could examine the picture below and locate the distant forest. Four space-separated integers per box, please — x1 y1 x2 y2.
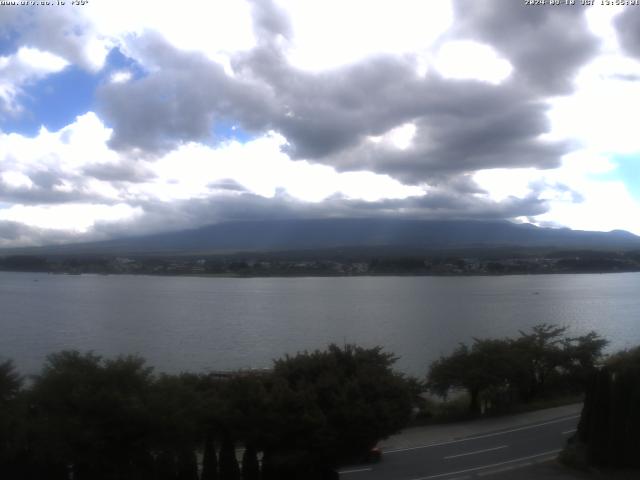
2 248 640 277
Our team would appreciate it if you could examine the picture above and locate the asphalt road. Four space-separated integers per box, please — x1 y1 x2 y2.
338 413 579 480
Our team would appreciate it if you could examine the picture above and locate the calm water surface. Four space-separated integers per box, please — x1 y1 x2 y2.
1 272 639 376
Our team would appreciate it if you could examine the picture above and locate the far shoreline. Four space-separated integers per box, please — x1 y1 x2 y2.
1 269 638 279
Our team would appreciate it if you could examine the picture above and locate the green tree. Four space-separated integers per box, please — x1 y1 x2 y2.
0 360 21 402
241 445 260 480
577 346 640 468
0 360 23 479
147 373 208 480
510 324 569 401
428 339 514 414
266 344 415 472
561 331 608 391
427 325 608 413
219 437 240 480
201 434 219 480
29 351 155 480
176 448 198 480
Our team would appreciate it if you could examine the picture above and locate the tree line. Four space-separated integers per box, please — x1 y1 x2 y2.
0 345 418 480
1 325 635 478
573 346 640 468
426 324 608 415
426 325 640 471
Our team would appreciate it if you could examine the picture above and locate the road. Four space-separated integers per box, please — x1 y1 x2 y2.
339 413 579 480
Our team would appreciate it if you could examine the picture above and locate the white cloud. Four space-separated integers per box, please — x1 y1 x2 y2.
277 0 453 71
368 122 417 150
487 6 640 235
473 168 540 203
1 112 117 172
141 132 423 203
110 70 132 84
2 171 33 190
2 0 640 243
0 47 68 114
433 41 513 85
473 150 640 235
537 178 640 234
16 47 68 72
87 0 255 69
0 203 142 233
547 55 640 155
585 4 626 51
12 8 113 72
0 113 424 236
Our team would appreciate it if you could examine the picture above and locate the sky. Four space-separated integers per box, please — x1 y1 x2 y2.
1 0 640 247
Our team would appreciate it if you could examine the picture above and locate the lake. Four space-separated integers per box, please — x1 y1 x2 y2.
1 271 639 376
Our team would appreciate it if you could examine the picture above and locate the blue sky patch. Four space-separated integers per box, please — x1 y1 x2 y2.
0 65 99 136
104 47 147 80
211 122 255 144
0 30 20 56
0 47 148 136
594 155 640 200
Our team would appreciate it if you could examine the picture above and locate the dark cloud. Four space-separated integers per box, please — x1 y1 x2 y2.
0 8 104 71
103 36 570 183
614 8 640 59
98 1 593 185
1 1 604 247
231 46 427 159
247 0 292 42
98 33 275 155
90 185 549 243
207 179 248 192
316 78 573 183
82 161 156 183
530 179 585 204
0 220 82 247
98 37 231 153
0 169 112 205
228 0 593 170
451 0 600 95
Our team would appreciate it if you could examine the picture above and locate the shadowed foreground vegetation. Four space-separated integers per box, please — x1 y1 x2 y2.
0 345 418 480
562 346 640 470
426 324 608 416
1 326 637 478
425 325 640 473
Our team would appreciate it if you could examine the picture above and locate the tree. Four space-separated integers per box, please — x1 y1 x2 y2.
510 324 569 401
561 331 608 391
0 360 21 403
241 444 260 480
28 351 155 480
147 373 208 480
176 448 199 480
266 344 415 472
577 346 640 468
201 434 219 480
427 325 608 413
219 437 240 480
427 339 514 414
0 360 23 478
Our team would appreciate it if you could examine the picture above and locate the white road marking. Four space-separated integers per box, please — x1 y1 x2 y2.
562 429 577 435
444 445 508 460
407 449 561 480
338 467 373 474
385 415 579 454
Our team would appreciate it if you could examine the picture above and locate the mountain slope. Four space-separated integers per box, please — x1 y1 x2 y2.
5 219 640 256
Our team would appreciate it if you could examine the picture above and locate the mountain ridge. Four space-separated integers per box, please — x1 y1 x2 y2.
3 218 640 256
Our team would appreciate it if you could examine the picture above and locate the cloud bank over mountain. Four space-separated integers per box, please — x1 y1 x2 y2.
1 1 639 246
